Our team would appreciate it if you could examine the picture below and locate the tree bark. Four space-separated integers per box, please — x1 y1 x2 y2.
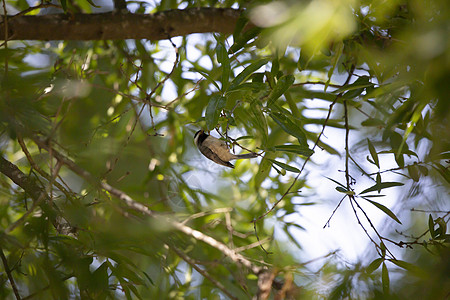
0 8 248 41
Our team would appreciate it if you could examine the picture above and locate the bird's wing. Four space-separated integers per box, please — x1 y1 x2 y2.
202 136 235 161
199 146 234 168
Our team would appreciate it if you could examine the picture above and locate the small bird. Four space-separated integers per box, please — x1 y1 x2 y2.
194 130 257 168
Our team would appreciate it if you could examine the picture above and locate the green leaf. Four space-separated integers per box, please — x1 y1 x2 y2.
226 82 269 94
205 95 226 130
361 118 385 127
255 155 274 189
432 163 450 184
272 144 314 157
216 42 231 92
362 198 402 224
335 76 373 93
335 186 347 193
230 27 261 53
194 68 221 91
271 58 279 77
325 176 347 189
86 0 100 8
60 0 67 11
382 262 390 295
229 58 269 89
142 271 154 286
429 214 435 238
249 104 269 147
407 164 420 182
232 15 249 42
92 262 109 291
366 258 384 274
270 112 307 146
435 217 447 239
367 139 379 168
388 259 422 275
268 159 301 173
380 241 386 257
359 182 404 195
418 165 428 176
325 41 343 91
267 74 295 107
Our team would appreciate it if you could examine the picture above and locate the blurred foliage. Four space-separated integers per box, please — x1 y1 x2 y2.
0 0 449 299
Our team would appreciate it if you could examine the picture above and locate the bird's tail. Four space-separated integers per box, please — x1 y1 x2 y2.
232 152 258 160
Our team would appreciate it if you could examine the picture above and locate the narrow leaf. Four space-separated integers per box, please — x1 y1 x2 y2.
60 0 67 11
359 182 404 195
227 82 268 93
361 118 385 127
335 76 373 93
428 214 435 238
367 139 379 168
325 176 347 188
366 258 384 274
335 186 348 193
270 112 307 146
229 58 269 89
86 0 101 8
432 163 450 184
194 68 221 91
325 41 343 91
407 165 420 182
205 95 226 130
273 144 314 157
230 27 261 53
388 259 422 274
267 74 295 107
268 159 301 173
382 262 390 295
249 104 269 147
363 198 402 224
216 42 231 92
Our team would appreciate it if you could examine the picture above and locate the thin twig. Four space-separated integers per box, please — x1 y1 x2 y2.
348 197 383 257
2 0 8 75
5 193 46 234
17 135 74 201
253 221 272 254
352 197 396 259
144 36 179 135
22 274 73 300
253 65 356 222
0 246 21 300
343 99 351 190
31 135 263 275
169 246 238 300
9 3 61 19
181 207 233 225
323 195 346 228
163 79 202 108
89 83 168 109
291 81 342 88
234 237 272 253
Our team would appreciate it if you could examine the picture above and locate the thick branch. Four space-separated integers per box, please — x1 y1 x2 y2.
0 8 248 41
0 155 45 202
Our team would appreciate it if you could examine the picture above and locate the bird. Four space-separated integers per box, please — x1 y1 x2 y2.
193 130 258 168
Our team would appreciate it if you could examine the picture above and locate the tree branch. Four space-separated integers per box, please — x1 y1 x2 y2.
0 155 46 202
0 246 21 300
30 135 263 275
0 8 249 41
